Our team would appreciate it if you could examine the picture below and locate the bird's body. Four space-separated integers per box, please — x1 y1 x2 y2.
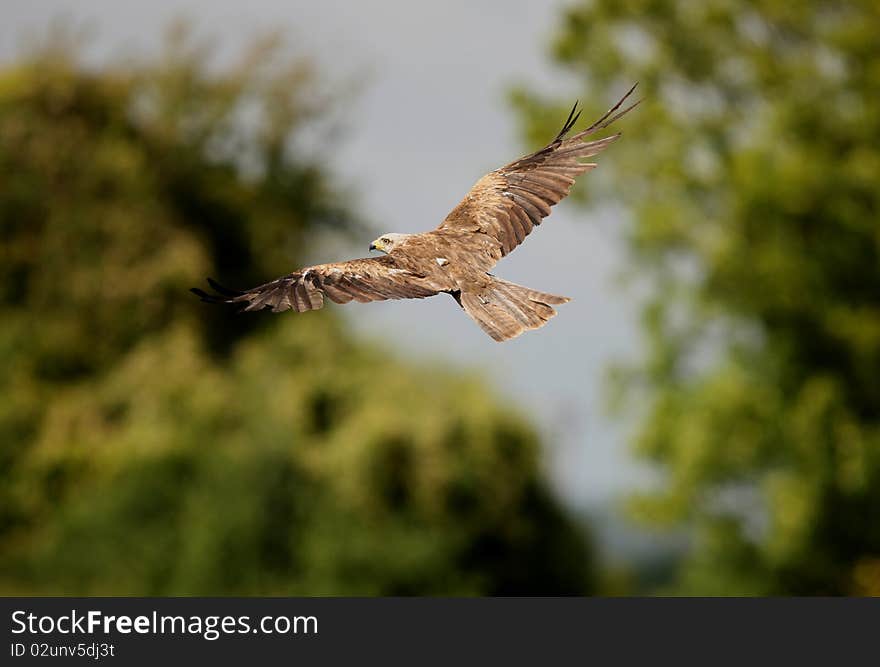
193 86 640 341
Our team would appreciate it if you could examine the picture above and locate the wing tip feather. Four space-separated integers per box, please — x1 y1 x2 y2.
191 278 248 307
555 100 583 141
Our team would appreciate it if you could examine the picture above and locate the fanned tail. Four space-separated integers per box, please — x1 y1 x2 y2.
457 277 570 342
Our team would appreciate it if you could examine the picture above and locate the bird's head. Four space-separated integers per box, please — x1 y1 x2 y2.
369 233 409 254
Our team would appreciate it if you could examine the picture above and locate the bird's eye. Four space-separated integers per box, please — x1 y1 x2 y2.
382 238 389 244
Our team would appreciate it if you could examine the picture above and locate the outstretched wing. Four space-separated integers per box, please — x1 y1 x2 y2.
435 85 640 263
191 255 440 313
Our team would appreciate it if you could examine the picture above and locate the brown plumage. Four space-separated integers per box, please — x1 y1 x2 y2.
192 85 640 342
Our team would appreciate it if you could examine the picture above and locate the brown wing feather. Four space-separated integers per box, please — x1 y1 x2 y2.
191 255 440 313
435 85 640 265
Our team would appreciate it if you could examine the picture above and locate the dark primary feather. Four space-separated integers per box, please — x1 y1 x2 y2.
553 101 582 143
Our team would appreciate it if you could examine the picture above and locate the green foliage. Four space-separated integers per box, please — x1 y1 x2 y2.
515 0 880 594
0 35 593 595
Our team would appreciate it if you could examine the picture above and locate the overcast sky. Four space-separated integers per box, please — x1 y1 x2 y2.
2 1 654 550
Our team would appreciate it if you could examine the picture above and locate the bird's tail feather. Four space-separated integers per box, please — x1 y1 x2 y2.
458 277 569 342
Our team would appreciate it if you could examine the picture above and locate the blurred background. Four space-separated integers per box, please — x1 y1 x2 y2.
1 0 878 595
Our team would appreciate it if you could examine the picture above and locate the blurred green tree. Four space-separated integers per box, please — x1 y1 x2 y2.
514 0 880 594
0 29 594 595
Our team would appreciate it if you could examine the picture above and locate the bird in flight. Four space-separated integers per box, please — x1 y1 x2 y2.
192 85 640 341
